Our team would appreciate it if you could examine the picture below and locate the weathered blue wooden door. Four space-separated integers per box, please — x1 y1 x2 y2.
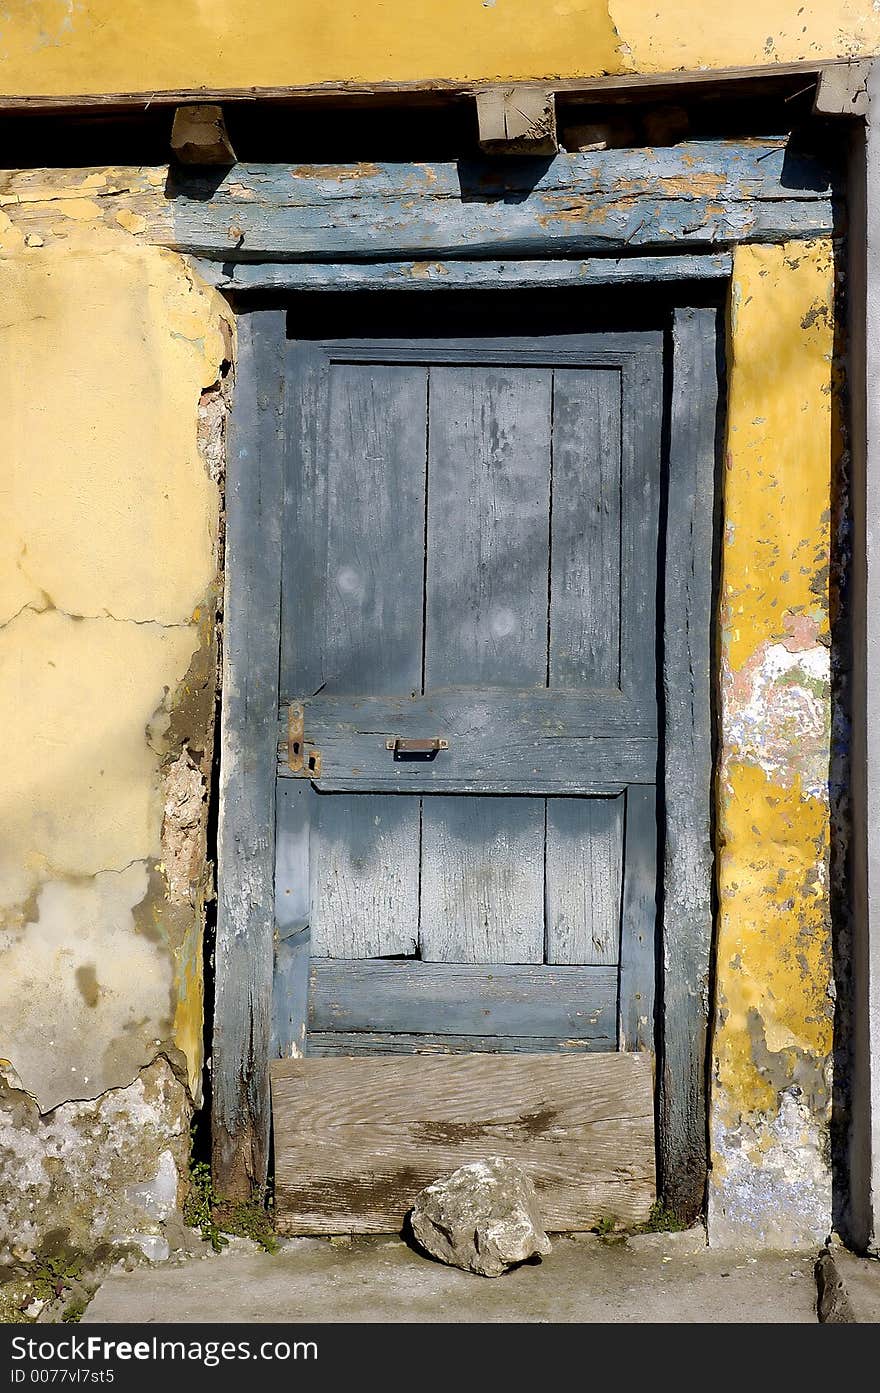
273 331 662 1064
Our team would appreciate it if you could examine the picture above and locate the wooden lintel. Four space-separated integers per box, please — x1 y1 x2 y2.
199 253 733 295
476 85 557 154
0 56 858 115
171 103 236 165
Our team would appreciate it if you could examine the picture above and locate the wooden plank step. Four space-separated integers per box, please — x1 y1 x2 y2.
271 1053 656 1233
308 960 618 1039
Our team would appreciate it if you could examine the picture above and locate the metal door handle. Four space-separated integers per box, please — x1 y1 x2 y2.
385 737 449 761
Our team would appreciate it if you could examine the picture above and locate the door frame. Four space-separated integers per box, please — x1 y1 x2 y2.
181 124 837 1217
212 276 720 1220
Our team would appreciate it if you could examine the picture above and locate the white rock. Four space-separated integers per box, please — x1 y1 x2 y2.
409 1157 552 1278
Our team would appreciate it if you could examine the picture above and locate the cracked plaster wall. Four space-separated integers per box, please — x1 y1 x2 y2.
709 239 837 1249
0 2 878 91
0 199 233 1262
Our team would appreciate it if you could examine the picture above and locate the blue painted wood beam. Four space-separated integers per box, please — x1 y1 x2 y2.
166 139 837 262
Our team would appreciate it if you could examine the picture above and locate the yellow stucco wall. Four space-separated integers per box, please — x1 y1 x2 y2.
0 222 233 1123
710 239 835 1246
0 1 877 94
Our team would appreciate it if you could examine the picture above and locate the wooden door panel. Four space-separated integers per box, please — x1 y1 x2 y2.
310 362 428 958
275 331 663 1059
549 367 622 688
419 795 545 963
545 793 625 966
323 363 427 694
425 366 551 689
309 792 420 958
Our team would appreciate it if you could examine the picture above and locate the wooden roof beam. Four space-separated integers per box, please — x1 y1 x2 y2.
475 86 557 154
171 103 236 164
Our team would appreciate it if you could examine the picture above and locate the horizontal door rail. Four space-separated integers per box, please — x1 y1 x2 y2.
309 959 618 1040
277 690 658 791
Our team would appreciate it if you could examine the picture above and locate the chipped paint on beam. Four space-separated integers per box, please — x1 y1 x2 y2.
0 143 836 263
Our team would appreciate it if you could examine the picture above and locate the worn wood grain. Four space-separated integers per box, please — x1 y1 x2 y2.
155 142 835 261
0 59 853 112
421 363 547 963
202 253 733 294
271 1053 656 1232
310 362 427 956
425 364 551 689
620 354 663 707
658 307 717 1223
618 784 658 1053
278 690 658 791
323 363 427 694
310 793 421 958
280 343 328 702
545 795 624 965
272 780 311 1059
273 928 311 1062
419 795 545 963
309 960 617 1039
307 1032 612 1055
549 367 622 688
213 310 285 1198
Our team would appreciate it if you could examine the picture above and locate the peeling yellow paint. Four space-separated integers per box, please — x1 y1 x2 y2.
0 219 232 1106
0 0 877 94
710 240 835 1248
0 235 228 624
114 209 147 235
609 0 880 71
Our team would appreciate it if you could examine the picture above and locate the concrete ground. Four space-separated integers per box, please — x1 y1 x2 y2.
82 1229 834 1324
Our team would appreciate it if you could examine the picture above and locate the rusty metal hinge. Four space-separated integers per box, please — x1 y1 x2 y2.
287 702 321 778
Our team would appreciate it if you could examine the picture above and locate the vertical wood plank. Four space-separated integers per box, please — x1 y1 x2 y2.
314 362 427 957
420 796 545 964
280 342 328 703
620 352 664 708
310 793 420 957
421 366 551 964
273 929 311 1062
323 364 428 694
618 784 658 1053
424 365 552 689
549 368 622 688
546 795 624 965
272 780 311 1059
275 343 326 1066
213 310 285 1199
659 306 718 1223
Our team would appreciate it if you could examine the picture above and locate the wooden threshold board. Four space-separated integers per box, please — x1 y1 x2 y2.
270 1052 655 1234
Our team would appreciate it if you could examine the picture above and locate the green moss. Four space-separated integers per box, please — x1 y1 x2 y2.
591 1215 618 1236
28 1249 85 1305
0 1247 94 1325
631 1202 687 1235
61 1296 90 1324
183 1159 278 1255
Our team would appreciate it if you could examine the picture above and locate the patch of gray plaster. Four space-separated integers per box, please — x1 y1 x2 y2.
709 1090 832 1249
0 862 174 1111
161 753 206 905
0 1057 188 1264
723 640 831 800
125 1149 178 1222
